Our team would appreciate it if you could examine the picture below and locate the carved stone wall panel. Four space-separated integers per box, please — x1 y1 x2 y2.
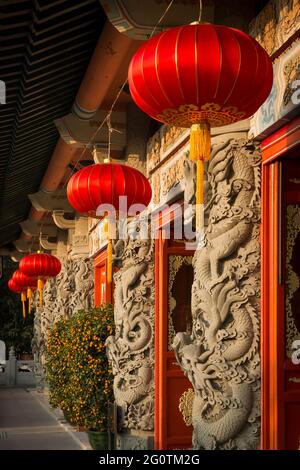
173 136 261 450
285 205 300 357
32 254 94 388
168 255 193 350
249 36 300 138
249 0 300 57
106 226 155 432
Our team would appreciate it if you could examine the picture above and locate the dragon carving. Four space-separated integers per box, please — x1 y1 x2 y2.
32 255 94 389
106 229 155 431
173 136 261 450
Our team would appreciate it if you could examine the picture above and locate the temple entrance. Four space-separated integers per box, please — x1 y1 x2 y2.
261 120 300 449
94 249 112 306
155 220 194 450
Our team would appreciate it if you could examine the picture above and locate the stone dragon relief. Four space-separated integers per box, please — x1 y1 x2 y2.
173 137 261 450
106 230 155 431
31 256 94 385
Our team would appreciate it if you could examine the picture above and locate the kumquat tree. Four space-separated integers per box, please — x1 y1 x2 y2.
45 304 114 432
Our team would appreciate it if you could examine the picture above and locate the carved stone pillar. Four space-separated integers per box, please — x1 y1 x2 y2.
106 224 155 450
31 216 94 391
173 134 261 450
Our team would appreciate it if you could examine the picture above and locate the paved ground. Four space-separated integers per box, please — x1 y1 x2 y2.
0 388 88 450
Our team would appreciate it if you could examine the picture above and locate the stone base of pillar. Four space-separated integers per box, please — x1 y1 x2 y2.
115 431 154 450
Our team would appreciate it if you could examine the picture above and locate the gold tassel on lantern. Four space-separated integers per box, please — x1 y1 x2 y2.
21 292 27 319
37 278 44 306
27 288 33 314
189 121 211 233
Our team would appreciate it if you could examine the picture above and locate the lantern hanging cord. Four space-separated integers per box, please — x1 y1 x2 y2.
150 0 175 38
62 0 176 188
198 0 203 23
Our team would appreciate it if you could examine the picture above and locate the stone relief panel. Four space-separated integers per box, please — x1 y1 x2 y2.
285 205 300 357
168 255 193 351
173 136 261 450
249 36 300 138
249 0 300 57
106 228 155 431
32 254 94 386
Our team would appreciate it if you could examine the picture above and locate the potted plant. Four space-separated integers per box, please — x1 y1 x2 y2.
46 304 114 449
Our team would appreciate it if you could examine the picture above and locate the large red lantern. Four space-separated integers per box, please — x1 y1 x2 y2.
67 162 152 282
8 278 27 319
12 270 37 314
128 23 273 230
19 253 61 306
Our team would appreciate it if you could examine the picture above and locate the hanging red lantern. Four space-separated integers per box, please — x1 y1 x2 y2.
19 253 61 306
128 23 273 230
8 278 27 319
67 163 152 215
67 162 152 282
12 270 37 314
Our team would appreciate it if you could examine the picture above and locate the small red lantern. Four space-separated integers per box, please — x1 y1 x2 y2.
19 253 61 306
67 162 152 282
128 23 273 230
12 270 37 314
8 278 27 319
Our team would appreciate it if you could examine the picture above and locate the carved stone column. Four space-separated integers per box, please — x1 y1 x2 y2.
106 224 155 450
173 134 261 450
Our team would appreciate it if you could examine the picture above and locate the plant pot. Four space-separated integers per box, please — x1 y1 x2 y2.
87 430 109 450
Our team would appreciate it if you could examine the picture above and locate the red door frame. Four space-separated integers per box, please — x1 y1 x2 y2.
94 247 112 306
154 202 194 450
261 116 300 449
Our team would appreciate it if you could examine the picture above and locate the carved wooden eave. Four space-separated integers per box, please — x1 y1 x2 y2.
52 211 76 230
54 110 127 159
100 0 215 40
19 219 57 238
39 235 58 252
0 248 23 262
28 188 74 213
14 238 39 253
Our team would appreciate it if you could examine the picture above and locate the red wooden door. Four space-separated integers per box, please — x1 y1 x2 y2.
94 249 112 306
261 118 300 449
282 159 300 449
155 229 194 450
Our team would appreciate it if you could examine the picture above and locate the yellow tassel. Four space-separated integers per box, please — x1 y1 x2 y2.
190 121 211 233
21 292 27 319
189 122 211 162
27 288 32 314
196 160 205 232
37 278 45 307
107 237 113 284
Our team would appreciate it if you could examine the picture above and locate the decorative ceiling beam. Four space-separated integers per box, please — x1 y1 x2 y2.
19 220 57 238
28 188 74 213
39 235 58 251
52 210 76 230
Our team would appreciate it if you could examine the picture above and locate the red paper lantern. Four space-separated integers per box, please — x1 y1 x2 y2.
12 270 37 289
19 253 61 305
8 278 25 294
8 278 27 319
67 162 152 215
128 23 273 230
129 23 272 128
67 162 152 283
12 270 37 314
